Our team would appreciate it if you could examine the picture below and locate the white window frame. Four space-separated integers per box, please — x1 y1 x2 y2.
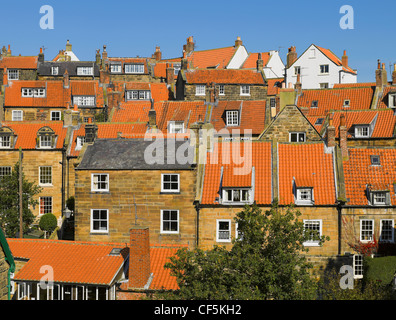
39 135 53 149
222 188 251 204
319 64 329 74
355 126 369 138
372 191 388 206
160 209 179 234
125 90 151 101
91 173 109 192
353 254 364 279
289 132 306 142
380 219 394 243
51 66 59 75
161 174 180 193
320 83 329 89
39 196 53 215
216 219 231 242
218 85 225 95
240 85 250 96
110 64 122 73
0 166 12 177
168 121 185 134
39 166 52 186
50 111 61 121
76 67 94 76
124 64 144 74
0 135 11 148
8 69 19 80
12 110 23 121
295 188 314 205
360 219 374 242
73 96 95 107
90 209 109 233
389 93 396 108
195 85 205 96
303 220 322 246
75 136 86 151
226 110 239 127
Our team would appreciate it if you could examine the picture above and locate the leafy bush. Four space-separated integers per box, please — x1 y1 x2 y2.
364 256 396 285
39 213 58 235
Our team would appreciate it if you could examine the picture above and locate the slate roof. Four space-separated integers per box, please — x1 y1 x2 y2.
37 61 100 77
77 138 195 170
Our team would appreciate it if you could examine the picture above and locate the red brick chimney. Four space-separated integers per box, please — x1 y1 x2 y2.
327 113 335 148
185 36 194 54
339 113 348 159
154 46 162 61
128 227 151 289
287 46 297 68
102 45 108 61
235 36 243 47
3 67 7 86
166 63 175 84
342 50 348 69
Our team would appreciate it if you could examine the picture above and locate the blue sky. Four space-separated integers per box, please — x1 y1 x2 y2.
2 0 395 82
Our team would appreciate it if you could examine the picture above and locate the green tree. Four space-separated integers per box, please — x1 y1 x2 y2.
39 213 58 236
163 203 328 300
0 163 42 237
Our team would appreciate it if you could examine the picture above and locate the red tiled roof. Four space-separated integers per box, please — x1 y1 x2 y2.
187 46 237 69
376 86 396 109
0 56 38 69
315 46 357 75
183 69 265 85
241 52 271 69
343 148 396 206
297 87 375 116
278 143 336 205
108 57 149 74
267 78 284 96
208 100 266 135
1 121 68 149
201 141 272 205
7 239 126 285
329 110 396 138
333 83 376 88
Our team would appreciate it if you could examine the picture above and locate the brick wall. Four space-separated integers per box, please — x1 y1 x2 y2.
74 169 197 247
182 84 267 101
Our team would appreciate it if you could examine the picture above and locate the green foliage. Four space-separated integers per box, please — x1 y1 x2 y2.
66 196 75 212
162 203 328 300
364 256 396 285
0 163 42 237
39 213 58 235
318 268 395 300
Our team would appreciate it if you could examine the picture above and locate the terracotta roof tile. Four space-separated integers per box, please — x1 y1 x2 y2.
315 46 357 75
187 46 237 69
266 78 284 96
343 148 396 205
241 52 271 69
278 143 336 205
0 56 38 69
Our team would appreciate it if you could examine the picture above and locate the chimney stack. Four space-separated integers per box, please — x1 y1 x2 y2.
185 36 194 54
38 47 44 63
256 52 263 72
166 63 175 85
7 45 11 57
148 99 157 129
295 73 302 95
327 113 335 148
102 45 108 61
84 122 98 143
235 36 243 47
95 49 101 65
128 227 151 289
63 69 69 88
65 40 72 52
342 50 348 69
154 46 162 61
392 64 396 86
287 46 297 68
339 113 348 160
375 60 388 90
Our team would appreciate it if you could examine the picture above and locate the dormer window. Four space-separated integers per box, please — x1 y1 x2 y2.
168 121 185 134
73 96 95 107
222 188 251 204
343 100 350 107
0 127 15 149
370 155 380 166
311 100 318 108
110 64 122 73
367 187 390 206
76 67 93 76
75 136 86 151
22 88 46 97
125 90 151 101
315 118 324 125
389 93 396 108
51 67 59 75
40 135 52 148
355 125 369 138
0 135 11 148
125 64 144 74
226 110 239 126
296 188 313 205
37 127 56 149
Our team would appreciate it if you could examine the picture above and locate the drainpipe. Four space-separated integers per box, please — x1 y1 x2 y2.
194 201 200 248
0 228 15 300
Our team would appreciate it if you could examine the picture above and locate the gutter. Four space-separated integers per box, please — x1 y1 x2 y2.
0 228 15 300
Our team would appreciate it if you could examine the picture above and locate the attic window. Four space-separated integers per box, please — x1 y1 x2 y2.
370 155 380 166
222 188 251 204
226 110 239 127
40 135 53 149
109 248 123 256
295 188 314 205
22 88 46 97
126 90 151 100
389 93 396 108
343 100 350 107
355 125 369 138
110 64 121 73
168 121 185 134
315 118 324 125
51 67 59 75
125 64 144 74
77 67 93 76
289 132 306 142
73 96 95 107
371 191 390 206
311 101 318 108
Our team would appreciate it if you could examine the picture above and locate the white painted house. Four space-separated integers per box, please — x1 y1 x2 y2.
240 50 285 79
285 44 357 89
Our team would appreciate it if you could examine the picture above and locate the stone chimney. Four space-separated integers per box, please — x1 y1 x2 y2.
128 227 151 289
38 47 44 63
102 45 108 61
181 51 188 70
339 113 348 160
375 60 388 90
185 36 194 54
63 69 69 88
256 53 263 72
148 99 157 129
166 63 174 84
65 40 72 52
326 113 335 148
154 46 162 61
95 49 101 65
287 46 297 68
7 45 11 57
85 122 98 143
342 50 348 69
295 73 302 95
392 64 396 86
235 36 243 47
